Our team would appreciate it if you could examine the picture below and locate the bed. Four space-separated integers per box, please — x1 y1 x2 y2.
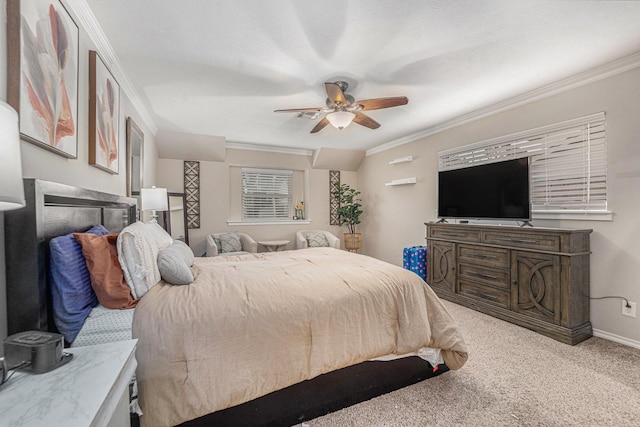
4 179 469 427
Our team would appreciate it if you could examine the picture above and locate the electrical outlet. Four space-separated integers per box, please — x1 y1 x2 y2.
622 301 636 318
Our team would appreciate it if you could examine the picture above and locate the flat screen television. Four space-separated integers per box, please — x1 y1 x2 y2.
438 158 530 221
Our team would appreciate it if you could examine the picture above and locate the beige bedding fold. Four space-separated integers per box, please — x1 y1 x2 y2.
133 248 468 427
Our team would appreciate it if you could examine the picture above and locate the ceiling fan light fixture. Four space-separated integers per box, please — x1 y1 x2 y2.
326 111 355 130
275 81 407 133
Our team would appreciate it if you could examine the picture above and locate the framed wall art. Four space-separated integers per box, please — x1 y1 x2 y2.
7 0 80 158
89 50 120 174
126 117 144 197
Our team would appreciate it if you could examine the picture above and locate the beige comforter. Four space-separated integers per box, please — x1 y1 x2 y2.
133 248 468 427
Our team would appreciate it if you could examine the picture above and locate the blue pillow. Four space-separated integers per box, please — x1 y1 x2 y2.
49 224 109 343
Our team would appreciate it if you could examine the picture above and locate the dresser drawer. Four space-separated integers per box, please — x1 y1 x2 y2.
458 263 510 289
458 244 509 268
429 226 481 243
458 279 511 309
483 230 560 252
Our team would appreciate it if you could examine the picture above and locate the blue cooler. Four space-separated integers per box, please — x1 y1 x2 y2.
403 246 427 281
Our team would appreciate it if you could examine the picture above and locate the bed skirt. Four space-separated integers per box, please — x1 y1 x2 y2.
178 356 448 427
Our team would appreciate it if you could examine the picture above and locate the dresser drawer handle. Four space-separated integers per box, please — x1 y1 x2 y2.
440 232 466 237
467 270 498 280
469 253 497 259
494 237 538 244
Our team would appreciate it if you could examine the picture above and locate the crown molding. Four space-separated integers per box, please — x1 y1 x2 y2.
226 141 313 157
367 51 640 157
65 0 158 135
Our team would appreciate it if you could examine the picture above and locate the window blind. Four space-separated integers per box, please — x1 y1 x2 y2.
241 168 292 220
438 112 607 214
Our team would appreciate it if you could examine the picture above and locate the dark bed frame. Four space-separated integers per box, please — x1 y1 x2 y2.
4 179 448 427
4 179 137 335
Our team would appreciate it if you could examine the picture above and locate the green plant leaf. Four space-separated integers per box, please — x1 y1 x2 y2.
331 182 363 233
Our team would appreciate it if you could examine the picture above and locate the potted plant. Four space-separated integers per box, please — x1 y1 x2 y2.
331 182 363 252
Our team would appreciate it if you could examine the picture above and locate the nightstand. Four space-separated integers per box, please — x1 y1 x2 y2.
0 339 137 427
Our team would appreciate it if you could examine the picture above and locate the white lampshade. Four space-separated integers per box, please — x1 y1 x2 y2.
326 111 355 130
141 186 168 212
0 101 25 211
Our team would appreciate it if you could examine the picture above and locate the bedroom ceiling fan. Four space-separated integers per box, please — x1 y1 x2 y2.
275 81 409 133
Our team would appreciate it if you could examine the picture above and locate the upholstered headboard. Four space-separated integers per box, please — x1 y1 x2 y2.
4 179 136 335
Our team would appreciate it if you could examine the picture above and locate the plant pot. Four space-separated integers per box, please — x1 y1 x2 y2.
343 233 362 253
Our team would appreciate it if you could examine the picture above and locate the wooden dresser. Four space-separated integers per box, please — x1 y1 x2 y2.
425 223 592 345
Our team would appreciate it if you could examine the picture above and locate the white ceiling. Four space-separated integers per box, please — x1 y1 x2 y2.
82 0 640 154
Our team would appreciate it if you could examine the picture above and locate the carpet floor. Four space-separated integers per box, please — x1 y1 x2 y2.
302 300 640 426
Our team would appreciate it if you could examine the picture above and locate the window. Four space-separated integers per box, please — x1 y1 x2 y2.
241 168 292 221
439 112 608 219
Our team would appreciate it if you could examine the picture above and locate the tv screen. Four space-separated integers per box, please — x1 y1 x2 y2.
438 158 530 221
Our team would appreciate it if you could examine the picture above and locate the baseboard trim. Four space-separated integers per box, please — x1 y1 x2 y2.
592 329 640 349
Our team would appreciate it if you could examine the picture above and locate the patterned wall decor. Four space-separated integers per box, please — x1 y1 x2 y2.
329 170 340 225
184 161 200 229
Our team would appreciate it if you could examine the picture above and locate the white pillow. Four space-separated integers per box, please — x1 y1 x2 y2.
144 222 174 250
157 241 195 285
117 221 162 299
119 234 146 299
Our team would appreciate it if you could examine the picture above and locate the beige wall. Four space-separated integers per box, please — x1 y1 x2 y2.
0 0 158 349
157 148 357 256
358 66 640 345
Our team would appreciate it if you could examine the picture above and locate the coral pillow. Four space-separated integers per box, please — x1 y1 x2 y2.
74 233 138 309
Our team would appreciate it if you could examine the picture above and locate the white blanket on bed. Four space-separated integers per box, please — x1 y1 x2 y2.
133 248 468 427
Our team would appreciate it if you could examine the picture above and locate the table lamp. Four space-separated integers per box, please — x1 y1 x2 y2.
0 101 25 211
141 186 168 223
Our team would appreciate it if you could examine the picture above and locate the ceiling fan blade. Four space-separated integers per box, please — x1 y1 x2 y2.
353 112 380 130
274 107 322 113
310 117 330 133
356 96 408 111
325 82 347 107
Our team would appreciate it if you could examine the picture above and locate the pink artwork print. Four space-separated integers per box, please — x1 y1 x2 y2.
15 0 79 157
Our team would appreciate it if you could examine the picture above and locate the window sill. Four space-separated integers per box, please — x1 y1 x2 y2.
227 219 312 226
532 210 613 221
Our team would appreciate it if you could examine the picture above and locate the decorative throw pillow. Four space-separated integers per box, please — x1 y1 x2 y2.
49 224 108 343
74 233 138 309
213 235 222 252
307 232 329 248
157 240 195 285
218 232 242 253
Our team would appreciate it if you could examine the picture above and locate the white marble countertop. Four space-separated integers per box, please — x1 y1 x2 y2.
0 339 137 427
